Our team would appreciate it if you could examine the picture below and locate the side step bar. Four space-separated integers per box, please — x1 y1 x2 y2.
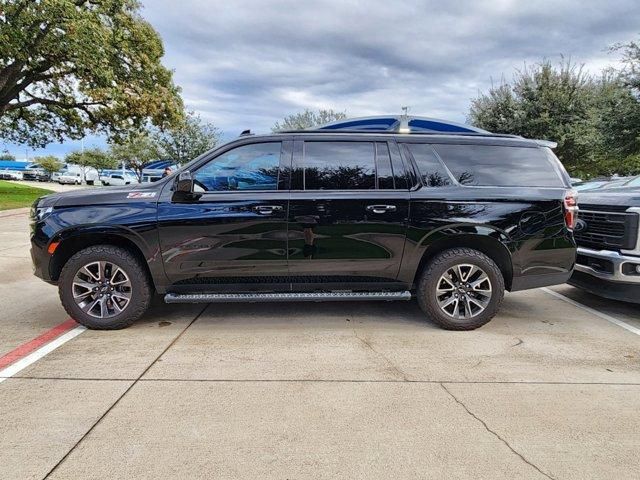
164 291 412 304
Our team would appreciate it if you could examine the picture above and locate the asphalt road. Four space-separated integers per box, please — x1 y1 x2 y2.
0 208 638 480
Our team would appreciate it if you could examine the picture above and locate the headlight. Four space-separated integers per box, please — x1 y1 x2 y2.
32 206 53 221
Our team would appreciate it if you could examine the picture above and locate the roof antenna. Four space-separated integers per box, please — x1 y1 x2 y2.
399 106 410 133
240 129 253 136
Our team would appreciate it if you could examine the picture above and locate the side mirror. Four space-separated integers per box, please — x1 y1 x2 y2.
176 171 194 193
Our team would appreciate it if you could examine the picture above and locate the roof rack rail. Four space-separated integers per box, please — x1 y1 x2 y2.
279 129 522 139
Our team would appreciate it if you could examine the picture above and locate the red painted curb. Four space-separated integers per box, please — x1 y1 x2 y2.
0 318 78 370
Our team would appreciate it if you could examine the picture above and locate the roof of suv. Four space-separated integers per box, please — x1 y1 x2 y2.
238 130 544 148
237 115 552 148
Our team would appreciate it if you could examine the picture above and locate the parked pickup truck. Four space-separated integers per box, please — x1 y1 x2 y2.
100 172 138 186
569 187 640 303
30 126 578 331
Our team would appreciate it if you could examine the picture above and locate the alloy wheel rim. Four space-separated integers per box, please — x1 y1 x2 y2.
435 264 492 319
72 261 132 319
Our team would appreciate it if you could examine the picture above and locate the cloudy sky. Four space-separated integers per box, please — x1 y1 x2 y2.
5 0 640 159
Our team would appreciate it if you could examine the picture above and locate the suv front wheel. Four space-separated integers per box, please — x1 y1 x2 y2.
417 248 505 330
59 245 152 329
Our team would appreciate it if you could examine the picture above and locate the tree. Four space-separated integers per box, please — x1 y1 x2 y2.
614 37 640 93
36 155 63 175
153 111 220 165
0 150 15 161
591 71 640 165
468 60 601 175
65 148 115 183
272 109 347 132
0 0 183 148
110 131 158 183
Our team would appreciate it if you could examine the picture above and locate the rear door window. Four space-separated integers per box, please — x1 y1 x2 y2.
402 143 452 187
432 144 565 187
299 141 376 190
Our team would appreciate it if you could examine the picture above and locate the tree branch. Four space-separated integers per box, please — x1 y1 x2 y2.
4 96 105 112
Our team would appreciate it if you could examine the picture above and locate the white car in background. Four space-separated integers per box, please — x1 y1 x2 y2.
100 172 138 186
58 172 82 185
0 169 23 180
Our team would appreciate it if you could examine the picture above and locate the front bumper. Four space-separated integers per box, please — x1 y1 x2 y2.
574 247 640 284
568 247 640 303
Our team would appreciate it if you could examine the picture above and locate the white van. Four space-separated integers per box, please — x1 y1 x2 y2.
59 164 99 184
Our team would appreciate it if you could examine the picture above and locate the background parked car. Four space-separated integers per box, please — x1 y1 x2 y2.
58 172 82 185
569 185 640 303
22 167 50 182
0 169 23 180
100 172 138 186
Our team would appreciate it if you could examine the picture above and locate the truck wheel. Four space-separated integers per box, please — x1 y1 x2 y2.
416 248 504 330
58 245 152 330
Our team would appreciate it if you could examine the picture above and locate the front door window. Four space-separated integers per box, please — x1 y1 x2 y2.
193 143 281 192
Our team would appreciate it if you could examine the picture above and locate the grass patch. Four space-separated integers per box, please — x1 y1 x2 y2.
0 180 54 211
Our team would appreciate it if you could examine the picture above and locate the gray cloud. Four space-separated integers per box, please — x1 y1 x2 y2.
139 0 639 137
5 0 639 158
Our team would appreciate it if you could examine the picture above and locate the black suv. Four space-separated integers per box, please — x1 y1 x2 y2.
30 128 577 330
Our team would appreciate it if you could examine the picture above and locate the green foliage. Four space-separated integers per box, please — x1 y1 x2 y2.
109 130 158 182
35 155 63 174
592 72 640 160
0 0 184 148
469 56 640 178
65 147 116 181
0 149 16 161
272 109 347 132
614 38 640 93
153 111 220 165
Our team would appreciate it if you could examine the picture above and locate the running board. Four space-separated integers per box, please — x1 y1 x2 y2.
164 291 411 304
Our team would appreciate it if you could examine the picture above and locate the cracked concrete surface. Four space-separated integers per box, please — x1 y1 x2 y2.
441 383 556 480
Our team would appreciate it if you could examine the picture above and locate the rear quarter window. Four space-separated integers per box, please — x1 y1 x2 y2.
432 144 565 187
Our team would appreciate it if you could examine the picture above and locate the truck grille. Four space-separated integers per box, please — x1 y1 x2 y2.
574 209 639 250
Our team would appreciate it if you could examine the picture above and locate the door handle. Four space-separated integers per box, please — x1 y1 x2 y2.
253 205 283 215
366 204 397 214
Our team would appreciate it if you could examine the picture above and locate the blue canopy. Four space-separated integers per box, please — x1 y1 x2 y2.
0 161 30 170
317 115 487 134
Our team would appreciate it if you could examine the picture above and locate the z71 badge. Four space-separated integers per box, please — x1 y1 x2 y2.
127 192 156 199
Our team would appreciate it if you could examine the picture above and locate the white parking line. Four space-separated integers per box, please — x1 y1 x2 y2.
0 326 86 384
542 288 640 336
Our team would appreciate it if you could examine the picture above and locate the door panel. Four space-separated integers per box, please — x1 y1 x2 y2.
288 191 409 281
287 139 409 288
157 140 291 291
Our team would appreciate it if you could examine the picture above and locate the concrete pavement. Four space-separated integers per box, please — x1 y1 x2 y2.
0 208 638 479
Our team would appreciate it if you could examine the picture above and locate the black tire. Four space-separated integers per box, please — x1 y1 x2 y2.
416 248 505 330
59 245 152 329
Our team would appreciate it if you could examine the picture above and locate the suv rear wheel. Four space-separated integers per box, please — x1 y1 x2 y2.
59 245 152 329
416 248 504 330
